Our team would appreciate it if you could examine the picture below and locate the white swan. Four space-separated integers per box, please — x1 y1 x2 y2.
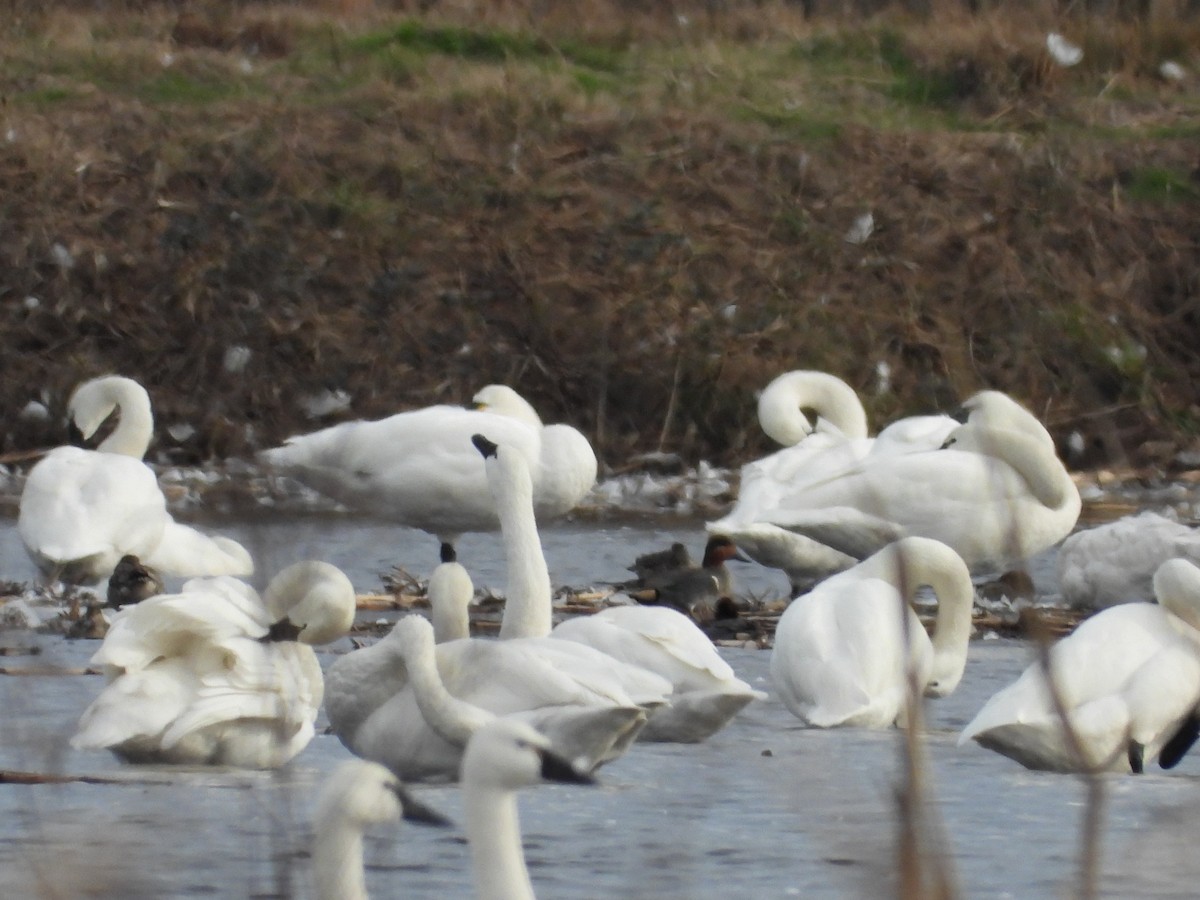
71 561 356 767
470 433 765 742
428 542 477 643
770 536 976 728
325 615 656 782
728 370 961 527
959 558 1200 773
723 391 1080 578
258 384 597 556
463 718 597 900
312 759 450 900
1056 511 1200 610
18 375 253 584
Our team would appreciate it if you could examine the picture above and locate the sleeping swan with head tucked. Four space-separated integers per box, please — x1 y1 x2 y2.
72 560 355 767
18 375 253 584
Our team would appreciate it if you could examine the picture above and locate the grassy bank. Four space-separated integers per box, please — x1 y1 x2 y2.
2 1 1198 473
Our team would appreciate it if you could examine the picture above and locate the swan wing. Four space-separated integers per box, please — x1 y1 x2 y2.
18 447 167 574
261 406 542 533
771 578 912 727
94 585 271 671
161 642 321 751
142 520 254 577
72 659 197 751
435 639 642 711
554 607 758 695
960 604 1188 744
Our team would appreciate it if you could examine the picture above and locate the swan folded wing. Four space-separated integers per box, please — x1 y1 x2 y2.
960 605 1195 746
262 407 541 527
578 607 744 686
93 588 272 671
436 640 641 713
761 507 908 563
19 449 167 567
71 660 196 751
160 642 322 751
704 522 857 587
507 636 674 707
142 521 254 578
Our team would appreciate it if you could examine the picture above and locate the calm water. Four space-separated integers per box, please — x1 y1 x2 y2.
2 515 1198 898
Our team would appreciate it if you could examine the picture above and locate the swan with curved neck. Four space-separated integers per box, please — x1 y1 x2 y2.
770 536 976 728
721 390 1080 577
72 561 356 767
463 718 596 900
312 759 450 900
472 433 764 742
259 384 597 557
19 375 254 584
68 375 155 456
756 370 870 446
712 372 964 587
960 558 1200 773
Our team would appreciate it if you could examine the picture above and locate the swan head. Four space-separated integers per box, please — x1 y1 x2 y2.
67 375 153 456
262 561 356 646
316 759 452 832
1154 558 1200 630
385 614 436 660
471 385 543 429
956 391 1055 448
756 371 869 446
462 718 596 791
473 432 534 506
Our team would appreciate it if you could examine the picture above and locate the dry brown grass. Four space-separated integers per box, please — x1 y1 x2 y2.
1 0 1198 470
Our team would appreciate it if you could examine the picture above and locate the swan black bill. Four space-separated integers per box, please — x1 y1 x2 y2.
390 784 454 827
1158 714 1200 770
261 617 306 643
1128 741 1145 775
539 749 596 786
471 434 499 458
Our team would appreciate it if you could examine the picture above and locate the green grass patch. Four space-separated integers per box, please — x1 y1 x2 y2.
736 104 842 141
138 70 248 105
347 21 625 73
1124 166 1198 203
15 85 75 108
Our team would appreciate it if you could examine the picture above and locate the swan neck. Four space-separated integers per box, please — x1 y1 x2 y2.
964 427 1074 510
466 788 536 900
408 643 487 746
313 821 368 900
98 382 154 456
494 463 553 640
758 371 868 446
429 563 472 642
431 600 470 643
887 540 974 693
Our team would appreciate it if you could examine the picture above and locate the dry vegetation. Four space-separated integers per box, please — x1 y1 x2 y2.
1 0 1198 474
